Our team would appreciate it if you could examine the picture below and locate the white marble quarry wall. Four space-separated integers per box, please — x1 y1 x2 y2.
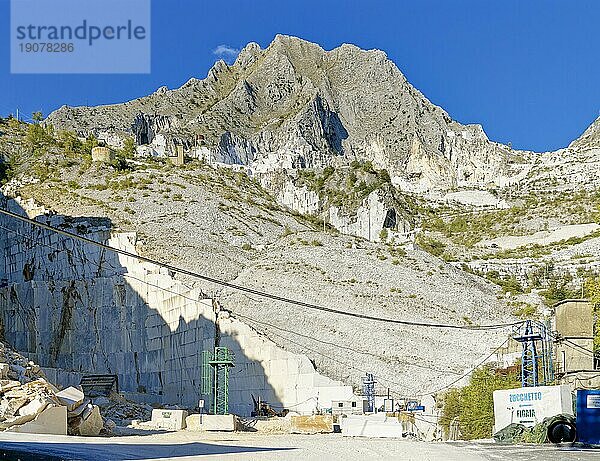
0 195 216 407
329 190 411 243
276 182 320 216
329 191 385 241
264 177 411 243
0 196 134 285
218 313 354 416
0 195 355 414
0 276 217 407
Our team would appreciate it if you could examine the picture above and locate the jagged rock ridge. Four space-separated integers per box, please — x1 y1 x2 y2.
47 35 524 192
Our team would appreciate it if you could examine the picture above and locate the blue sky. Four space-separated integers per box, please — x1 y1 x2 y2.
2 0 599 151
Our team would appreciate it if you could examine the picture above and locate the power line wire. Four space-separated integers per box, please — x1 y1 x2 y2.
1 219 417 397
0 225 444 381
561 338 597 357
416 336 513 397
0 223 472 380
255 321 410 396
233 308 463 376
123 275 474 394
0 218 515 398
0 207 524 331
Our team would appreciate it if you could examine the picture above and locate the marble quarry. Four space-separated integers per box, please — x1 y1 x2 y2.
0 195 352 415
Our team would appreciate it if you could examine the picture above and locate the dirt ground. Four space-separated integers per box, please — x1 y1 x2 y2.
0 431 599 461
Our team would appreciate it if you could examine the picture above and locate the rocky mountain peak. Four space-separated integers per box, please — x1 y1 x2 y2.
45 35 545 192
234 42 262 69
569 116 600 151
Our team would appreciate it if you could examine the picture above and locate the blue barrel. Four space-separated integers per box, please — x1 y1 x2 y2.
576 390 600 444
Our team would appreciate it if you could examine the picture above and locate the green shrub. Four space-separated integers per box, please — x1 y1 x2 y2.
25 122 54 150
440 366 520 440
416 235 446 257
121 137 136 158
585 277 600 353
0 154 19 185
379 228 388 242
485 272 524 295
539 274 580 305
81 134 99 155
512 303 537 318
57 130 83 153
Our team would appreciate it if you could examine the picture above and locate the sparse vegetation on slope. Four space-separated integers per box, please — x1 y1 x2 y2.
0 118 520 396
440 365 520 440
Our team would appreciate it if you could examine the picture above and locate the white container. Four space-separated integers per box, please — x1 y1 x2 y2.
493 385 573 432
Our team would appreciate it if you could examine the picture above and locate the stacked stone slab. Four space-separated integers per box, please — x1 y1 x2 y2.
149 409 188 430
341 414 405 438
290 415 333 434
56 386 104 436
185 414 237 432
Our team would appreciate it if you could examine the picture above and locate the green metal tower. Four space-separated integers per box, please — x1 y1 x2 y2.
201 347 235 415
201 350 212 397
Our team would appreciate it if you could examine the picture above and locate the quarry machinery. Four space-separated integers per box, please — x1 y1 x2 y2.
250 394 289 417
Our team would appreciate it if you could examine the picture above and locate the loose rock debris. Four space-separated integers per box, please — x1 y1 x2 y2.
0 341 149 436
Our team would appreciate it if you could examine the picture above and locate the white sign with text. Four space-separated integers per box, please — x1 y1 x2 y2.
493 385 573 432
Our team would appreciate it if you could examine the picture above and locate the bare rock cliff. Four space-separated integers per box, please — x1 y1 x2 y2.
47 35 525 192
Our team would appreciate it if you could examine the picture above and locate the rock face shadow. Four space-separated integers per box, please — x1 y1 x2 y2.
0 440 294 461
0 193 283 415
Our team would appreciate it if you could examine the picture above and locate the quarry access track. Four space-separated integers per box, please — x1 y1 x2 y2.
0 431 599 461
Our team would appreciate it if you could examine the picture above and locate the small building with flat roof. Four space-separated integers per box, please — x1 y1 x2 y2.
553 299 599 389
331 395 370 415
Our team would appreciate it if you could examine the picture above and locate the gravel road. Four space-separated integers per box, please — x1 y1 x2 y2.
0 432 599 461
